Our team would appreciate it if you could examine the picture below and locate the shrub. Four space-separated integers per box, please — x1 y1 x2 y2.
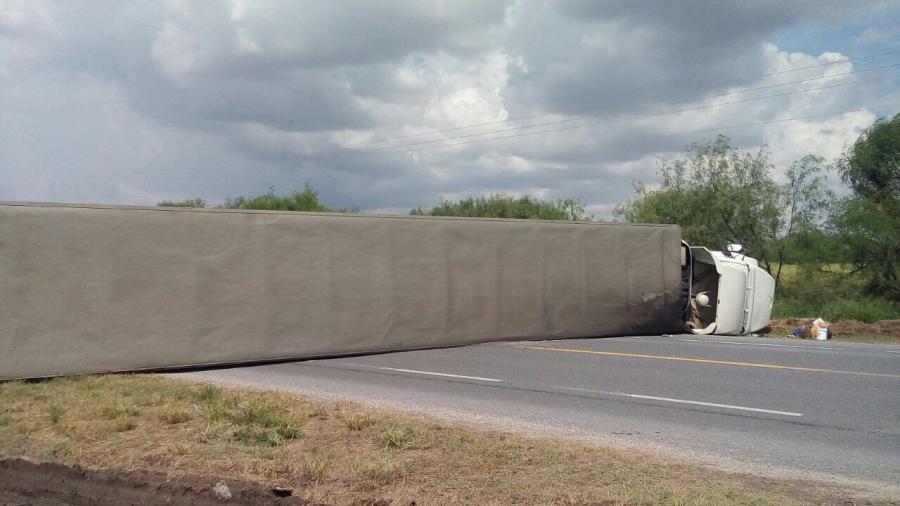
412 194 589 221
157 198 207 208
224 185 330 212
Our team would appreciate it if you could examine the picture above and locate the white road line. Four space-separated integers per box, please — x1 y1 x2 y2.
611 392 803 417
675 338 838 350
553 386 802 417
886 350 900 354
377 367 503 382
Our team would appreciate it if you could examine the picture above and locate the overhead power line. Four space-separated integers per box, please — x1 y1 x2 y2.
345 50 900 149
242 103 900 197
29 70 898 193
373 70 898 153
353 62 900 153
88 101 896 204
433 103 900 166
762 48 900 77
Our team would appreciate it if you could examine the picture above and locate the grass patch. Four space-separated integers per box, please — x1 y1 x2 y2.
97 402 139 420
193 384 222 402
339 412 378 431
774 295 899 322
107 418 138 433
0 374 875 505
375 426 424 449
298 455 328 484
772 264 899 322
157 407 192 425
46 403 65 424
349 455 405 489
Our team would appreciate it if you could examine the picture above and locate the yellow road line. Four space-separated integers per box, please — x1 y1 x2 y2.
524 346 900 379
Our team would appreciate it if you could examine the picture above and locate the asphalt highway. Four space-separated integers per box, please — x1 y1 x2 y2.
173 334 900 489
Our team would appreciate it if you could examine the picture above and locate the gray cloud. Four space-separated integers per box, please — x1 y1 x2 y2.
1 0 898 217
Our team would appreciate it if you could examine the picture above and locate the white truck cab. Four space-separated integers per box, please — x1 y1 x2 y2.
684 244 775 335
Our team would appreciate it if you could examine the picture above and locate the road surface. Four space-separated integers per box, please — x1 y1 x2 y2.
173 334 900 489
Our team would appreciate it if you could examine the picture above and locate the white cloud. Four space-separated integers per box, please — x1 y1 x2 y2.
1 0 897 212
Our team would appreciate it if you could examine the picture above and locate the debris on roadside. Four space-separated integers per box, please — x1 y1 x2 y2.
791 317 832 340
770 318 900 342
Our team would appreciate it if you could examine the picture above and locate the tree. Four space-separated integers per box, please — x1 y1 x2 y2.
411 194 590 221
157 198 207 208
614 136 832 286
615 136 779 264
831 113 900 300
836 113 900 202
772 155 834 286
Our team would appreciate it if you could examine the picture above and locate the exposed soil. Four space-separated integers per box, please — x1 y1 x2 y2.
767 319 900 342
0 457 327 506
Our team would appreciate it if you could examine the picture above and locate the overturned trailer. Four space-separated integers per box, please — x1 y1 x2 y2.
0 202 772 380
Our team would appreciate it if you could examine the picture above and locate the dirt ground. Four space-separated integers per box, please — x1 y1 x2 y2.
767 319 900 342
0 457 328 506
0 457 615 506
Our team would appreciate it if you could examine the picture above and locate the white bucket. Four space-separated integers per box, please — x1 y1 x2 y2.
816 328 829 341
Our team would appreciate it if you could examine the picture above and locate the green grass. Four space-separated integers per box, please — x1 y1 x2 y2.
773 295 899 322
375 426 424 449
773 263 899 322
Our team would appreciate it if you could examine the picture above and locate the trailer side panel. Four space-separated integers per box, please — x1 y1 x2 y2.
0 202 683 380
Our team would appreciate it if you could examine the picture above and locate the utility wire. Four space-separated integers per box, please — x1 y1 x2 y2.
762 48 900 76
375 70 898 153
27 71 897 192
429 102 899 167
228 103 900 202
344 51 900 148
90 100 896 204
355 63 900 153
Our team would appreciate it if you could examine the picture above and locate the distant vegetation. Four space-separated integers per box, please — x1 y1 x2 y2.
157 114 898 322
159 189 586 220
223 185 333 212
410 194 590 221
156 198 207 208
158 185 349 213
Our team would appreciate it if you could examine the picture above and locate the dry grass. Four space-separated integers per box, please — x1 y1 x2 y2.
0 374 871 505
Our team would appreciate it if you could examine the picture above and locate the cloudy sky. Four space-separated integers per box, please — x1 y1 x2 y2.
2 0 899 216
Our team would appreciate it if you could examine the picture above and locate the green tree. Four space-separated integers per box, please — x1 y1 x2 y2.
614 136 832 285
411 194 589 221
832 113 900 300
157 198 207 208
224 184 330 212
772 155 834 286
